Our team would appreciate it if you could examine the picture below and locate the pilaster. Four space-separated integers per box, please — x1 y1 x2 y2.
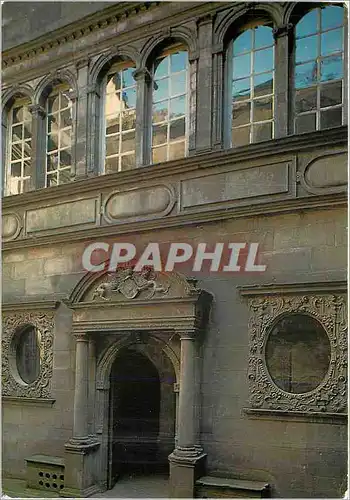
273 24 293 138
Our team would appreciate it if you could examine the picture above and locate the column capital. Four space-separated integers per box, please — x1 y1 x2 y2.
28 104 46 118
73 332 89 342
176 329 197 341
273 23 293 40
132 67 151 83
75 57 90 70
85 83 100 97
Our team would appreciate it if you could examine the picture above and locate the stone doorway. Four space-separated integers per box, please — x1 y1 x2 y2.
108 348 162 488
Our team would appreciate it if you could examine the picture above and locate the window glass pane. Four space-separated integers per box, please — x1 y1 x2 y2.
170 95 186 119
23 160 31 177
154 57 168 78
152 145 167 164
60 92 70 109
253 97 273 122
232 53 251 79
60 149 72 167
232 78 251 100
321 5 343 31
106 135 119 156
47 134 59 152
47 172 58 186
106 116 120 135
253 73 273 97
295 62 317 89
60 129 71 149
321 29 343 57
58 169 71 184
48 115 58 134
11 144 22 161
169 142 185 161
121 110 136 131
233 30 252 55
170 118 185 142
265 314 331 394
320 55 343 82
320 107 342 129
12 125 23 142
254 25 273 49
171 51 187 73
295 87 317 113
11 162 22 177
153 102 168 123
232 126 250 147
121 154 135 171
122 88 136 109
22 178 31 193
61 108 72 128
154 78 169 101
23 140 31 157
47 153 58 171
152 124 167 146
232 101 251 127
295 113 316 134
252 122 272 142
122 68 135 88
171 73 186 96
295 35 318 64
296 9 318 39
12 107 23 123
105 156 119 174
120 131 135 153
320 81 342 108
253 47 273 74
48 95 59 114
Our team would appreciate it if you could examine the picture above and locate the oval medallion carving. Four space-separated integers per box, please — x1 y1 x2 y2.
2 213 22 241
303 152 347 193
104 185 175 222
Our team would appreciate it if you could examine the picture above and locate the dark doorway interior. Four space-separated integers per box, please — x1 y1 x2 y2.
108 348 161 487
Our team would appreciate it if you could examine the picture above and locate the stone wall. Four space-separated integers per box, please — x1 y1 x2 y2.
2 207 347 496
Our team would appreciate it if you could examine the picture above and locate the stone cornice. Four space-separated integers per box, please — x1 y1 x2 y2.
243 408 347 424
2 299 62 311
2 2 156 65
238 281 347 297
2 127 347 210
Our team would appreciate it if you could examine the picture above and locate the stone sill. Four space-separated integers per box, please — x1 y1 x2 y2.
2 396 56 407
196 476 269 492
243 408 348 424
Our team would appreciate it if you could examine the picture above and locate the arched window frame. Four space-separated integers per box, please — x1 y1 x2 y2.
145 41 190 166
4 96 34 196
223 16 277 149
289 2 347 134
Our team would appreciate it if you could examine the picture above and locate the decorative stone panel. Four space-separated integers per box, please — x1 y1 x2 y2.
2 310 55 398
246 293 347 413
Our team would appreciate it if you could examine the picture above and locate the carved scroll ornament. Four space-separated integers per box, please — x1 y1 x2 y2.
2 311 55 398
247 294 347 413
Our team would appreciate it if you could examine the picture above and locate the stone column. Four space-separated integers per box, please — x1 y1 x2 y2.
273 24 293 138
169 330 206 498
61 333 100 498
28 104 46 190
195 14 214 154
133 68 151 167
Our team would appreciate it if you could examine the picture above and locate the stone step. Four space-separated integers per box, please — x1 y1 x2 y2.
196 475 270 498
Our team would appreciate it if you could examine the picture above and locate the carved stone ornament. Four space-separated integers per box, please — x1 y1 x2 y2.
92 267 170 301
247 294 347 413
2 311 55 398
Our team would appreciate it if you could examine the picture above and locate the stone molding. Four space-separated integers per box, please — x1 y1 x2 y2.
243 290 347 413
2 310 55 398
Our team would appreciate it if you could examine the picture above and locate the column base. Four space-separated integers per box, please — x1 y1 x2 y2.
60 437 100 498
168 447 207 498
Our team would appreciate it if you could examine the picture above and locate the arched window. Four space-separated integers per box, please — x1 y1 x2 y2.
293 5 345 133
228 23 275 147
102 61 136 173
151 44 188 164
46 83 73 186
6 97 32 195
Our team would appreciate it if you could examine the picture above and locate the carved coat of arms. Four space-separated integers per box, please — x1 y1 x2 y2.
92 267 169 301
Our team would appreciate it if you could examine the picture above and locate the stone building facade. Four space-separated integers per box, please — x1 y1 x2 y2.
1 2 348 498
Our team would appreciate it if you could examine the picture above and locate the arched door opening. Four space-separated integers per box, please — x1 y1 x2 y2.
108 348 162 487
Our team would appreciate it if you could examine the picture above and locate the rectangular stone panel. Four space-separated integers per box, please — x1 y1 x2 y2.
26 198 98 233
180 162 292 209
